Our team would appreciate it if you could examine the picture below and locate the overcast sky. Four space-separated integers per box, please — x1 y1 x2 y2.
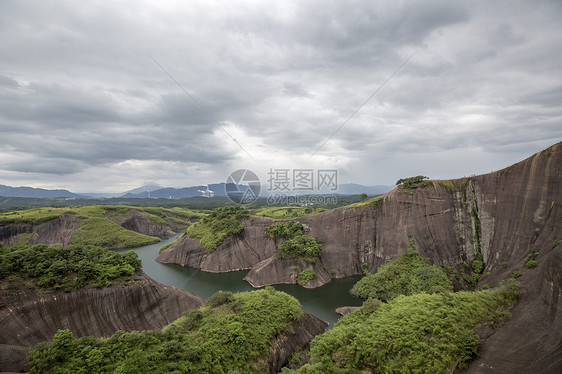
0 0 561 193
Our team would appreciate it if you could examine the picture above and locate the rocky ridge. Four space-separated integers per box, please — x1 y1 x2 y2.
0 208 188 248
0 274 205 372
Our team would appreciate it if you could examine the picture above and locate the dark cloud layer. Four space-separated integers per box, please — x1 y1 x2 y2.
0 0 560 192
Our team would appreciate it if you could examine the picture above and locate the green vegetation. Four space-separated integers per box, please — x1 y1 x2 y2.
145 213 168 226
0 244 141 291
396 175 431 189
166 216 192 226
437 180 455 191
350 196 383 210
351 249 452 301
286 280 519 374
266 221 304 240
278 236 322 263
186 207 249 252
458 206 485 289
437 178 472 199
253 206 326 219
0 205 200 225
158 241 175 253
499 262 509 271
511 270 523 278
266 222 322 263
297 269 316 285
136 206 204 221
0 207 69 224
526 249 538 269
359 193 368 201
462 251 485 289
0 195 364 214
71 217 160 248
553 239 561 249
0 205 204 249
28 288 303 374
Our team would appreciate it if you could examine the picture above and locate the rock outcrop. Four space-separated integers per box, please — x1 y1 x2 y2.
466 245 562 374
0 274 205 372
157 215 279 272
118 211 175 237
159 143 561 290
0 214 81 247
266 312 328 373
157 143 562 372
335 306 360 316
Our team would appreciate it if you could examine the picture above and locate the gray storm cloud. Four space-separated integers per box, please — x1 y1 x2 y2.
0 0 560 191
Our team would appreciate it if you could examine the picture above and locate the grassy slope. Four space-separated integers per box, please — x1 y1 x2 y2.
253 206 326 219
186 207 249 252
0 205 203 249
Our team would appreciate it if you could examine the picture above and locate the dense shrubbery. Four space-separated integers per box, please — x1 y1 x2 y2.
278 236 322 263
396 175 431 189
254 206 326 219
266 222 322 263
27 288 304 373
0 207 69 224
297 269 316 285
526 249 539 269
285 281 519 374
0 244 141 291
266 221 304 240
186 206 250 252
352 249 453 301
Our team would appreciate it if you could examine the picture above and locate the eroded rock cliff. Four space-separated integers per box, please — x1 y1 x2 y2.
266 312 328 373
0 214 81 248
156 143 561 372
159 143 561 292
0 274 205 372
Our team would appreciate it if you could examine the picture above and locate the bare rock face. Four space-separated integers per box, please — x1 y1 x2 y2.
0 214 81 247
0 274 205 372
466 246 562 374
157 215 279 272
160 144 561 290
266 312 329 373
119 212 175 238
335 306 360 316
157 143 562 372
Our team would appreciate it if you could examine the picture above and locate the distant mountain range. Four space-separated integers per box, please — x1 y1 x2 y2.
0 184 85 199
120 183 393 198
120 183 236 198
0 182 393 199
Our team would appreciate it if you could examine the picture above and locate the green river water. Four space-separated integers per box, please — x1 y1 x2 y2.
116 233 363 326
